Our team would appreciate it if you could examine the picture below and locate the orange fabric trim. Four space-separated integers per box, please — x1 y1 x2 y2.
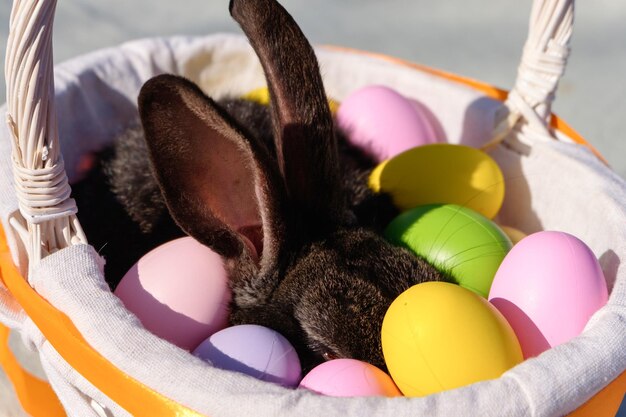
0 226 207 417
550 115 608 165
0 323 66 417
321 45 509 101
321 46 606 164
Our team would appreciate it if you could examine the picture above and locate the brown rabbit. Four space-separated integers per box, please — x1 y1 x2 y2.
94 0 449 371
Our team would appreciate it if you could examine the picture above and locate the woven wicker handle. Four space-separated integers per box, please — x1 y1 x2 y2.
4 0 574 273
4 0 85 275
488 0 574 147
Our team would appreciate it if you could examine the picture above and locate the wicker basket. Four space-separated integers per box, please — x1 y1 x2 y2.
0 0 625 416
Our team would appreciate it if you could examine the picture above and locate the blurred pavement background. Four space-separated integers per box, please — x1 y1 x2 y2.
0 0 624 415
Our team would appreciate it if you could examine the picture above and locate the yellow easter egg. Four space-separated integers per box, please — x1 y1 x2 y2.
498 225 527 245
369 144 505 218
243 87 271 104
243 87 339 113
381 282 522 397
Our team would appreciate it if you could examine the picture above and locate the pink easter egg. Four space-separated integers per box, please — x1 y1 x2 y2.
409 98 443 143
115 237 231 351
488 231 608 359
299 359 401 397
336 85 439 162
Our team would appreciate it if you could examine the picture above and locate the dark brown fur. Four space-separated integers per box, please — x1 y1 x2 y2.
74 0 449 371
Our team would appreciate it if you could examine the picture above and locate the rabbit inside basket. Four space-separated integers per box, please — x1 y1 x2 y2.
70 0 609 395
72 0 450 373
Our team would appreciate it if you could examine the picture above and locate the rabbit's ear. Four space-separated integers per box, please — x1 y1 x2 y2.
138 74 286 265
231 0 345 229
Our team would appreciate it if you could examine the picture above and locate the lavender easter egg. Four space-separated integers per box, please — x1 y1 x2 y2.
193 324 302 387
115 237 231 351
336 85 439 162
488 231 608 358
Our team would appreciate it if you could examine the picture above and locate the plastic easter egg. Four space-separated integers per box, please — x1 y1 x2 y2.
299 359 401 397
409 99 443 141
336 85 438 162
488 231 608 359
369 143 505 219
499 225 527 245
243 86 339 113
385 204 512 297
115 237 231 351
381 282 522 396
193 324 302 387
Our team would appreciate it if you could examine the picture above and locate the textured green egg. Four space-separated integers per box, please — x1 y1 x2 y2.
385 204 512 297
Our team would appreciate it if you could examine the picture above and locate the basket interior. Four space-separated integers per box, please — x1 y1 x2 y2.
0 33 624 417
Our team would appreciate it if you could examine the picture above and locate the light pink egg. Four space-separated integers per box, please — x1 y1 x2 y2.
488 231 608 359
299 358 401 397
115 237 231 351
336 85 439 162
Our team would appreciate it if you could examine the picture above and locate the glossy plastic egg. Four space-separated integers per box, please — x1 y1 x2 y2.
299 358 401 397
409 99 444 141
499 225 527 245
382 282 522 396
336 85 438 162
385 204 512 297
488 231 608 359
369 143 505 219
244 86 339 113
193 324 302 387
115 237 231 351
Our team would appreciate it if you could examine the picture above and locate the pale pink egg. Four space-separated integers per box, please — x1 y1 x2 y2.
299 358 401 397
115 237 231 351
336 85 439 162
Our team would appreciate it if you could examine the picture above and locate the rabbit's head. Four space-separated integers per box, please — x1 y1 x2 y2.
138 0 446 370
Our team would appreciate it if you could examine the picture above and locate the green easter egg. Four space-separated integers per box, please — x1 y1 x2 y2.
384 204 512 297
